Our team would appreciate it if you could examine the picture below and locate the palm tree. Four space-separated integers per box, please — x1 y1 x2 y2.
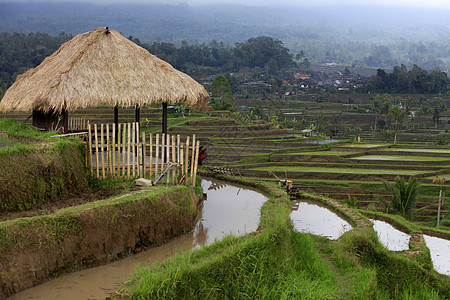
388 106 407 144
382 176 420 218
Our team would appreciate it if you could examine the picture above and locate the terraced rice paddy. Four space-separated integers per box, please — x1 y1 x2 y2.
175 116 449 230
350 155 450 162
248 166 428 176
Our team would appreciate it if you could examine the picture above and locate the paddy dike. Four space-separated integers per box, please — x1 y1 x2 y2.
0 186 202 299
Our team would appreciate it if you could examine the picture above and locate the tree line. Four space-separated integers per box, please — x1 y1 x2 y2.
0 32 448 99
367 65 449 94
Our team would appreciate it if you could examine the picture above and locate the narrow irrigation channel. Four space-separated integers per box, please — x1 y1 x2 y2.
7 179 268 300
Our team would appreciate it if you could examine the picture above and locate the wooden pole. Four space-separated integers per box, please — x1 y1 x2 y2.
155 133 159 177
136 122 140 177
88 122 92 172
177 135 181 164
162 102 168 134
114 105 119 143
112 122 116 178
135 104 141 123
149 133 153 179
122 123 126 178
117 123 121 177
190 134 196 179
142 132 146 177
166 134 170 184
160 133 165 176
94 124 99 178
132 122 136 177
106 124 110 177
101 124 105 179
127 123 131 178
192 140 200 187
172 135 176 184
184 136 190 184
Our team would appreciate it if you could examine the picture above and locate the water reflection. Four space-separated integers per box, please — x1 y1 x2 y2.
194 179 267 247
423 235 450 276
7 179 267 300
370 219 410 251
290 201 353 240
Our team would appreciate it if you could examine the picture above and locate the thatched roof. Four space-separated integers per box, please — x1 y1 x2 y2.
0 27 209 113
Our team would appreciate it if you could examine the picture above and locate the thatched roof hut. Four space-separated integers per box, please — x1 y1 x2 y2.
0 27 209 132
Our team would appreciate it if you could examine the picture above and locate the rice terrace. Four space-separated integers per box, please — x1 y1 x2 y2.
0 7 450 300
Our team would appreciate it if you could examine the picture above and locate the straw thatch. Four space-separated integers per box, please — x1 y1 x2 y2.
0 27 209 113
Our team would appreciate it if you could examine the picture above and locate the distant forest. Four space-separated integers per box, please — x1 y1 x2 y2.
0 32 448 100
0 2 449 71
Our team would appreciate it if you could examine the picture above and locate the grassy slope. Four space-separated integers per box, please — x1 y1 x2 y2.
122 177 449 300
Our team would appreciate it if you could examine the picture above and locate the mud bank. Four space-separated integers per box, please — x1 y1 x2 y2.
0 186 201 299
0 143 88 213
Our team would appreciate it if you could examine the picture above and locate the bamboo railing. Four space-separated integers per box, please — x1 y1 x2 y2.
88 122 200 186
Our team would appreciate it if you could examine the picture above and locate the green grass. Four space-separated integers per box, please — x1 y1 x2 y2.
388 148 450 154
337 143 389 148
248 166 428 176
290 150 360 156
0 118 55 139
122 178 449 300
350 155 450 162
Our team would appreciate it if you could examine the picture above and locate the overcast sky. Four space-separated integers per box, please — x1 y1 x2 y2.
2 0 450 10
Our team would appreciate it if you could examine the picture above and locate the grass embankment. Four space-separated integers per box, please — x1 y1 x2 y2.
0 119 90 212
122 176 449 299
0 185 201 299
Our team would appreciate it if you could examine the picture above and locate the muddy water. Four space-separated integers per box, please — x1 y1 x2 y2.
8 179 267 300
290 201 353 240
370 219 410 251
423 235 450 276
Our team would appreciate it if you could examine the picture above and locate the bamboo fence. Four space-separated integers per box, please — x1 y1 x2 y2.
68 116 89 131
88 122 200 186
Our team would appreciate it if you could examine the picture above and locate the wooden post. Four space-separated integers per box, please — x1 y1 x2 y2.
172 135 176 184
88 122 93 173
149 133 153 179
177 135 181 164
135 122 140 177
127 123 131 178
184 136 190 184
166 134 170 184
94 124 99 178
122 123 126 178
190 134 196 179
114 105 119 143
117 123 121 177
155 133 159 177
192 140 200 187
112 122 116 178
142 132 146 178
101 124 105 179
106 124 110 177
160 133 165 176
135 104 141 123
132 122 136 177
162 102 168 134
180 145 184 184
62 109 68 134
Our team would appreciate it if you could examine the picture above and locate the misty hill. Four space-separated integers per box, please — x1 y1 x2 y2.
0 2 449 70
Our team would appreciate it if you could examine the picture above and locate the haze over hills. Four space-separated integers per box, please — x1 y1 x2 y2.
0 1 449 70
